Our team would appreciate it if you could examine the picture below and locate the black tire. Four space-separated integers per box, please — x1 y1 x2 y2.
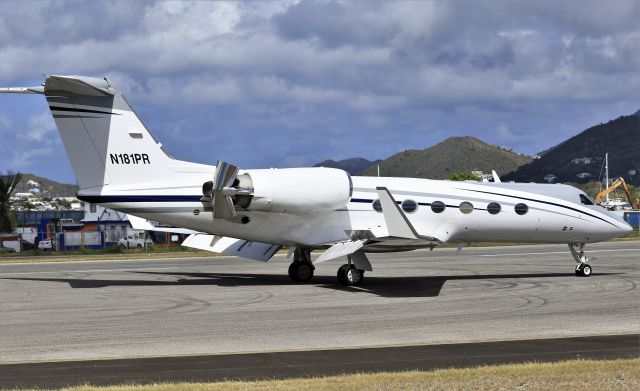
337 264 350 286
288 262 314 283
576 263 592 277
352 269 365 286
337 264 364 286
346 267 363 286
136 244 143 248
288 262 298 281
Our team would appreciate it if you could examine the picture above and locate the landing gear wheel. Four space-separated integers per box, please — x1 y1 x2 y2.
575 263 592 277
337 264 364 287
288 262 314 282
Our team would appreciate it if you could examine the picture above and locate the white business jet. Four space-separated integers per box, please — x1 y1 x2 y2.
1 76 632 285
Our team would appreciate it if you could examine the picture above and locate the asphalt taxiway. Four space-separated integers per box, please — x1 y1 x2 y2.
1 334 637 389
0 241 638 385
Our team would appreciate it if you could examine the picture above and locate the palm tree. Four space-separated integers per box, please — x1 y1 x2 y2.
0 172 22 232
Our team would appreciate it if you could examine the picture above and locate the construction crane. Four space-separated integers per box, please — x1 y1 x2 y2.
594 177 639 210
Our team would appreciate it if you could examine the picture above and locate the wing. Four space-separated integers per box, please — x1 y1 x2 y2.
182 234 281 262
315 187 444 266
127 215 199 235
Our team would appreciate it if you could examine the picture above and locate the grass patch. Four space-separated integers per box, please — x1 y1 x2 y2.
60 358 639 391
620 230 640 239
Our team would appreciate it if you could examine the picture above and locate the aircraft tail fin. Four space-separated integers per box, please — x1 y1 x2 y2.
2 75 177 190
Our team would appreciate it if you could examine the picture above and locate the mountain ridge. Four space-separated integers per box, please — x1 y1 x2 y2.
504 112 640 185
358 136 532 179
314 157 381 175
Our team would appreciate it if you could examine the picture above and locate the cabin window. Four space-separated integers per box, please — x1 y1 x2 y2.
431 201 445 213
372 199 382 212
402 199 418 213
514 203 529 215
459 201 474 214
487 202 501 215
580 194 594 205
89 203 96 213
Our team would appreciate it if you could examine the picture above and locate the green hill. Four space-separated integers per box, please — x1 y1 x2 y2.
12 173 77 198
359 136 533 179
314 157 381 175
504 111 640 185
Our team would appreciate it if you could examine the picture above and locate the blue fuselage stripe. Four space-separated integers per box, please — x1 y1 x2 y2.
78 195 202 203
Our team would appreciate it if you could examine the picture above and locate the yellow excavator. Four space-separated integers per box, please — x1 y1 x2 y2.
594 177 639 210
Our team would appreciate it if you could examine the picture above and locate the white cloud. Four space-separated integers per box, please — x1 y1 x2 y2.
24 111 56 142
0 0 638 178
9 147 53 168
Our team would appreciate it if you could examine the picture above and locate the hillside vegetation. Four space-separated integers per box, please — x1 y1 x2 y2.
12 173 77 198
505 111 640 185
359 136 532 179
314 157 381 175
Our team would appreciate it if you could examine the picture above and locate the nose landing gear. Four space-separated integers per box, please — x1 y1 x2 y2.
575 263 592 277
569 243 592 277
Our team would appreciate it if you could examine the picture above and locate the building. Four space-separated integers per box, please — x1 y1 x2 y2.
572 157 593 165
82 203 135 244
14 210 85 243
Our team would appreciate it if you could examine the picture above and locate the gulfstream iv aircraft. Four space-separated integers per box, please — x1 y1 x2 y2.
1 75 633 285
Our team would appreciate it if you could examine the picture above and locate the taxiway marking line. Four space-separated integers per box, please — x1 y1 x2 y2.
478 248 638 257
0 266 183 276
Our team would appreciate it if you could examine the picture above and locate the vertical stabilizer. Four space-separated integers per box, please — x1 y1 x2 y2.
41 75 175 190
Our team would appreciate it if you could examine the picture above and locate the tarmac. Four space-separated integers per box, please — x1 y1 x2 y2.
1 334 637 389
0 241 638 386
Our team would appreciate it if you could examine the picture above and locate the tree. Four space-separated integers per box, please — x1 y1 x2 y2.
0 172 22 232
448 172 481 181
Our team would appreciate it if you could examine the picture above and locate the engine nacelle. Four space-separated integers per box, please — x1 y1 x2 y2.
242 167 352 213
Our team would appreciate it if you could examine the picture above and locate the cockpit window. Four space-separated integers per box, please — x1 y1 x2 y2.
579 194 595 205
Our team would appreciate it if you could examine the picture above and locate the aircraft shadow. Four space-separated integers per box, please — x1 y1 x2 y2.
3 271 621 298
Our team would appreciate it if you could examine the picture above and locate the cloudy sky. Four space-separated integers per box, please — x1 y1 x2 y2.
1 0 638 183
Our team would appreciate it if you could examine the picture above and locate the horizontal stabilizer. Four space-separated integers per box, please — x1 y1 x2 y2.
45 75 113 96
0 75 113 96
0 86 44 94
182 234 281 262
315 239 366 264
376 187 442 242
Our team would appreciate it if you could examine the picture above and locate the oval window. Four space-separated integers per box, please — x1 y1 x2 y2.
372 199 382 212
514 203 529 215
401 199 418 213
431 201 446 213
459 201 474 214
487 202 501 215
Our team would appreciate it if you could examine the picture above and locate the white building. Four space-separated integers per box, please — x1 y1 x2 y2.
82 203 133 243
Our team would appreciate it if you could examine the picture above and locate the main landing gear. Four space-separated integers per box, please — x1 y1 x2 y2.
337 254 365 287
288 248 315 283
569 243 592 277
